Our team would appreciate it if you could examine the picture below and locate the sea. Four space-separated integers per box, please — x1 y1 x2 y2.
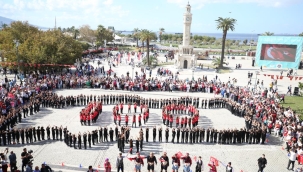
118 31 297 42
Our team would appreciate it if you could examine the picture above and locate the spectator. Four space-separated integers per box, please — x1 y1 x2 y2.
287 148 297 171
104 158 111 172
9 151 17 172
257 154 267 172
33 166 40 172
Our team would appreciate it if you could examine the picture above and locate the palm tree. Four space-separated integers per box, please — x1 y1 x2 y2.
159 28 165 43
215 17 237 68
142 55 158 66
133 28 140 47
299 32 303 36
212 57 228 67
262 32 274 36
73 29 79 40
139 29 157 66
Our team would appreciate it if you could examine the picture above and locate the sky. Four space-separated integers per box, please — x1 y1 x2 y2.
0 0 302 34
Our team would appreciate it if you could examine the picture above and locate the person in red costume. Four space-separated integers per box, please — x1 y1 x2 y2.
208 161 217 172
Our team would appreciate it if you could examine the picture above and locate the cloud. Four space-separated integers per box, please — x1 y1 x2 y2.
0 0 129 28
167 0 301 8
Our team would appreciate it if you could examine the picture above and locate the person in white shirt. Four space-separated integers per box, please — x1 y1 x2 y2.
287 149 298 170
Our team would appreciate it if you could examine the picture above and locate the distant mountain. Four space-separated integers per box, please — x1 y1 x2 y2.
0 16 48 30
0 16 14 25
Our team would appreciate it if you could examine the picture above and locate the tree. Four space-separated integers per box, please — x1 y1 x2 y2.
262 32 274 36
79 25 96 44
0 21 82 72
96 24 114 46
212 57 228 67
243 39 248 45
139 29 157 66
142 55 157 66
159 28 165 43
299 32 303 36
215 17 237 68
133 28 140 47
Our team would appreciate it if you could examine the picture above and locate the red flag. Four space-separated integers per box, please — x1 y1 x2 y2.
263 74 266 76
299 77 303 80
176 152 183 159
280 76 283 79
298 155 303 164
276 75 279 79
295 77 298 81
271 75 274 79
290 76 294 80
210 156 219 166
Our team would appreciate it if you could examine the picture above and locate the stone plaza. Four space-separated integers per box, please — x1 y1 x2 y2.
4 54 303 172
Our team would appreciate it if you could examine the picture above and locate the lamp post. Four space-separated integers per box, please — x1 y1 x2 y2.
132 63 135 82
249 30 255 51
192 67 195 81
254 70 259 93
13 39 19 79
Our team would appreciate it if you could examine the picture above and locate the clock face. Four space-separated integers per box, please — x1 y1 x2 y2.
186 17 190 21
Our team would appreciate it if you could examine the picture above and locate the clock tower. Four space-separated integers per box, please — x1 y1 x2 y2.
183 3 192 46
177 2 196 69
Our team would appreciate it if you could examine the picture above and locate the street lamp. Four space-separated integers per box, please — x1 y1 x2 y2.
132 63 135 82
254 70 259 93
249 30 255 51
192 67 195 81
13 39 19 79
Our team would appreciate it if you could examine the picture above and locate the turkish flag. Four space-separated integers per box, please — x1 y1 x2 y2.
263 74 266 76
290 76 294 80
280 76 283 79
276 75 279 79
210 156 219 166
295 77 298 81
299 77 303 80
271 75 274 79
176 152 183 159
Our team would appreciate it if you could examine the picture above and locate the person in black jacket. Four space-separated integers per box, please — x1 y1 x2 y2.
257 154 267 172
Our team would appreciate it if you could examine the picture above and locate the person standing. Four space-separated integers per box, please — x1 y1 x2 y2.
104 158 111 172
219 161 234 172
257 154 267 172
287 149 297 171
146 152 157 172
9 150 17 172
160 152 169 172
172 154 180 172
115 153 124 172
181 153 192 172
195 156 204 172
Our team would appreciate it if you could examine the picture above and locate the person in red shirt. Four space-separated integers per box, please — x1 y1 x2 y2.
138 114 142 127
176 116 180 128
117 114 121 126
162 113 166 125
113 113 117 125
115 104 119 114
181 118 184 128
125 114 129 126
169 115 173 128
